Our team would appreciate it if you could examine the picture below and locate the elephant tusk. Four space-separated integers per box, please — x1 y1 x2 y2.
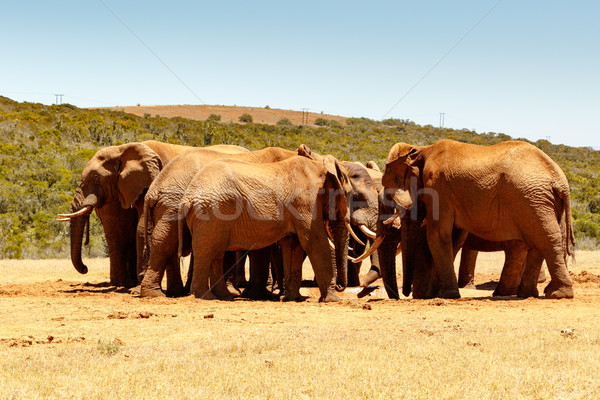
348 255 359 263
56 217 71 222
328 237 336 251
345 220 365 246
359 224 377 239
57 206 92 219
396 243 402 256
383 209 402 225
351 235 385 264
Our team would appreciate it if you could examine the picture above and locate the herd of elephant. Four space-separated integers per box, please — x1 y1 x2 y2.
57 138 575 301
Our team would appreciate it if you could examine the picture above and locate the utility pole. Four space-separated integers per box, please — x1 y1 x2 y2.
301 108 309 125
55 94 64 105
439 112 445 128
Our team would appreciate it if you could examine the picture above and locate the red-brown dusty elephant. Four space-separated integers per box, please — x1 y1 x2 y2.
361 139 575 299
57 140 247 287
178 155 366 301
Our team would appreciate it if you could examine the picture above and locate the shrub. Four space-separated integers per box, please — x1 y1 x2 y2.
276 118 293 126
314 118 328 126
239 113 253 123
207 113 221 122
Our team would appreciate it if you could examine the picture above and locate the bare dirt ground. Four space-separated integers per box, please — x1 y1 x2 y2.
1 252 600 399
102 104 348 126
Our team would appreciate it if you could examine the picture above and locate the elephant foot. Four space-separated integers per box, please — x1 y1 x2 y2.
165 285 188 298
195 290 218 300
212 286 235 301
493 286 518 297
128 285 141 296
537 269 547 283
139 286 165 298
517 286 539 298
360 268 381 287
544 284 574 299
282 293 306 302
438 288 460 299
461 280 476 290
242 286 274 301
319 291 341 303
227 281 242 297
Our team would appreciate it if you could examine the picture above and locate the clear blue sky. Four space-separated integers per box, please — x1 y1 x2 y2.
2 1 598 148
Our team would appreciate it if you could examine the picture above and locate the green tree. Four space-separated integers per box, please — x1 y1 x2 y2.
239 113 253 123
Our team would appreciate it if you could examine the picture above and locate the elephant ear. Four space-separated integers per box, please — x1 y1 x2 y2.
384 142 423 191
323 156 351 221
366 161 380 172
117 143 163 209
297 144 324 162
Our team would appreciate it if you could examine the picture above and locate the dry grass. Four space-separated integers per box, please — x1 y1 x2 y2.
101 104 348 126
1 252 600 399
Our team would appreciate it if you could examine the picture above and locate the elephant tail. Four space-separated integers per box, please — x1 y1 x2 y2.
142 199 154 269
556 183 576 262
177 201 190 260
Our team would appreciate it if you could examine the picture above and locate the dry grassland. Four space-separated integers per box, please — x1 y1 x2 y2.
104 104 348 126
1 252 600 399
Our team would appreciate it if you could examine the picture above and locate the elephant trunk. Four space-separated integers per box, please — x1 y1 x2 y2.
69 193 98 274
377 231 401 299
330 220 349 291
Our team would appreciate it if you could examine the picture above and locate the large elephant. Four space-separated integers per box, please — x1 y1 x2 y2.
365 139 575 299
139 146 299 298
180 155 366 301
57 140 248 287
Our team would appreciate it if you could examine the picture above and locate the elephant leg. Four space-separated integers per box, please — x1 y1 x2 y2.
348 238 365 287
280 236 306 302
269 243 284 295
426 221 460 299
165 255 186 297
140 249 169 298
537 267 547 283
360 240 381 287
234 251 248 288
525 224 573 298
517 248 544 298
243 247 272 300
457 248 478 289
300 231 340 303
97 202 138 287
223 251 242 296
210 254 234 300
184 253 194 295
190 249 217 300
493 241 528 297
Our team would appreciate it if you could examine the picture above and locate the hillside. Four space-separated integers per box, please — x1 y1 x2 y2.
0 95 598 258
103 104 348 126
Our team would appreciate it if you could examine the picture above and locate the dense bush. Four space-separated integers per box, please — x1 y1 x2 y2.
238 113 253 123
0 95 598 258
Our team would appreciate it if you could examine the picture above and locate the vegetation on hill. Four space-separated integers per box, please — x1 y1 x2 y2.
0 95 598 258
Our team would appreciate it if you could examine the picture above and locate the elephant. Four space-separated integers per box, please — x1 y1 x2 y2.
179 155 370 301
139 146 301 298
57 140 248 288
360 139 575 299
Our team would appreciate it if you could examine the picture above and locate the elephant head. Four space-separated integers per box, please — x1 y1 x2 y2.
349 143 429 298
321 155 353 292
58 143 163 276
